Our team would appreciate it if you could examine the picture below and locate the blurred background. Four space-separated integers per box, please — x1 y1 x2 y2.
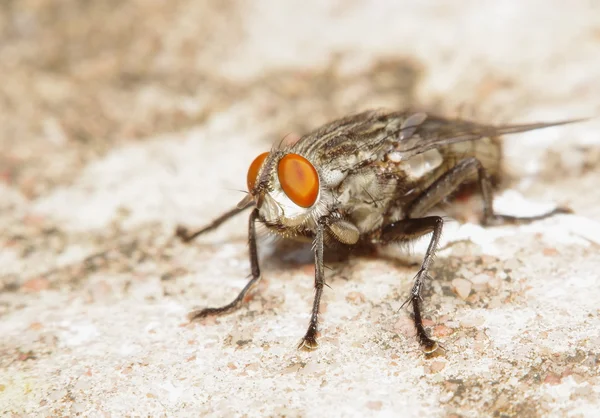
2 0 599 199
2 1 600 416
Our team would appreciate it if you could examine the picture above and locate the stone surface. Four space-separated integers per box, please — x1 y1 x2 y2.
1 1 600 417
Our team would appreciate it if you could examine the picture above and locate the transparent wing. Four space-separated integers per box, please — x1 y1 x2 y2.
395 114 583 160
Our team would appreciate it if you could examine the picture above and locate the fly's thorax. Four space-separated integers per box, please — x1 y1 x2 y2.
245 150 335 229
458 135 502 179
422 135 503 185
336 166 401 233
386 148 444 180
384 136 502 193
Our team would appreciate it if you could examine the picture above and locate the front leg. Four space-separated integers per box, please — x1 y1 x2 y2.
377 216 444 354
188 208 262 320
298 218 326 350
176 205 250 243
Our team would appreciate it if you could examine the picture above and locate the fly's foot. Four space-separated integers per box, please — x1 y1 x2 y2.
410 307 438 353
419 335 440 354
175 225 193 242
551 206 574 215
187 272 261 324
188 306 229 322
414 317 443 355
298 336 319 351
298 326 319 351
405 276 443 356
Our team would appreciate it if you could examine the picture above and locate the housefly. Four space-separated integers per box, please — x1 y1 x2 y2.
177 110 578 354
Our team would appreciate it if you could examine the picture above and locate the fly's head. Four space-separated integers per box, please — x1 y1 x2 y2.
242 150 332 229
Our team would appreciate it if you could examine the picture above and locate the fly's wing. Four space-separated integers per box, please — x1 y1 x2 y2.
289 110 413 173
394 115 582 160
288 109 581 176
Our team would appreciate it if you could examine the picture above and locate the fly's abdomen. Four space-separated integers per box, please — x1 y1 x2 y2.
386 134 503 208
428 135 503 190
442 136 502 176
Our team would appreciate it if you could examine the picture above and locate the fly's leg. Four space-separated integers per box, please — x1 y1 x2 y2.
298 219 326 350
188 209 261 320
407 157 572 224
388 157 572 353
377 217 444 353
176 205 249 242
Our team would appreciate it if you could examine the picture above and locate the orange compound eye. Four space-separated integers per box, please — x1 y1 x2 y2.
247 152 270 192
277 154 319 208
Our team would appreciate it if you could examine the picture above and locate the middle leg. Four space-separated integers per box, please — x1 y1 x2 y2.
375 216 445 353
383 157 571 353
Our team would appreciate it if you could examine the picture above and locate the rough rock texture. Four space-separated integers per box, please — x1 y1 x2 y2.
1 1 600 416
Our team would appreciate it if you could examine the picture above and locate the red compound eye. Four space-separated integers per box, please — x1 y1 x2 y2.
277 154 319 208
247 152 270 192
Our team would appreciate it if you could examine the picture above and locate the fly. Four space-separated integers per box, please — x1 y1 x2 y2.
177 110 580 354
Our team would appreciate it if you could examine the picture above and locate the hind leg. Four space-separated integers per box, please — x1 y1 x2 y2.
406 157 571 224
